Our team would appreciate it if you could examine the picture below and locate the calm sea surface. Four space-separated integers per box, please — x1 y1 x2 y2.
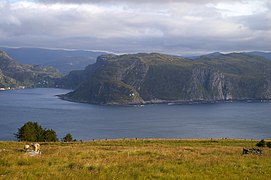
0 88 270 140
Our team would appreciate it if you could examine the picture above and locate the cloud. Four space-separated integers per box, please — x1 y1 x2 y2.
233 13 271 31
0 0 270 55
38 0 238 4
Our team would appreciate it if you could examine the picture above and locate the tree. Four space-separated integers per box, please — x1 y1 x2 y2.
256 139 266 147
266 142 271 148
15 121 58 142
63 133 73 142
15 122 44 142
43 129 58 142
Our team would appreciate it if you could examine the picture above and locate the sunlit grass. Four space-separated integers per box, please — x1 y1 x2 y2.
0 139 270 179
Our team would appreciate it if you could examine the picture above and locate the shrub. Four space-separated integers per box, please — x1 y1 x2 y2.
15 121 58 142
63 133 73 142
256 139 266 147
266 142 271 148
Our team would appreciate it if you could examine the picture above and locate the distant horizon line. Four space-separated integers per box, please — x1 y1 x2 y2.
0 45 270 57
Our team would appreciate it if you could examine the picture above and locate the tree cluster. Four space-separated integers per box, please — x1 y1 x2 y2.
15 121 76 142
15 121 58 142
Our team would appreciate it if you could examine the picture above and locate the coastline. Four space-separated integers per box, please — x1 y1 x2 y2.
57 94 271 106
0 86 26 91
4 87 271 106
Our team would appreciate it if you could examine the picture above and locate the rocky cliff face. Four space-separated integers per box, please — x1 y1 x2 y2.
61 54 147 104
184 66 232 101
60 53 271 105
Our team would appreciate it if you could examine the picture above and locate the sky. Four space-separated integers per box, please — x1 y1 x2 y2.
0 0 270 55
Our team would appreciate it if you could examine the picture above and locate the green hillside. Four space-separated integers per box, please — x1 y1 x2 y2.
60 52 271 105
0 51 62 89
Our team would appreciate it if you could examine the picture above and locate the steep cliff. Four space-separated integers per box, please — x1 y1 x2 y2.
60 53 271 105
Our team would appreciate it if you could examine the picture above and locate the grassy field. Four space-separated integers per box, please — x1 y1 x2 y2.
0 139 271 179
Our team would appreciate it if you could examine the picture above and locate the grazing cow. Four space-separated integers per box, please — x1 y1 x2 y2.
31 143 40 152
24 144 30 152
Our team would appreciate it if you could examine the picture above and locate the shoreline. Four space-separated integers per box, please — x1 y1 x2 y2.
57 94 271 106
4 87 271 106
0 86 26 91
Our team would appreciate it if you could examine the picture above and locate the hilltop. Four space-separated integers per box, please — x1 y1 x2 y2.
0 47 106 74
59 52 271 105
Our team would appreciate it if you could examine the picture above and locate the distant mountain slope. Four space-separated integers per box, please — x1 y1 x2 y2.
59 52 271 105
0 47 107 74
0 51 62 89
243 51 271 60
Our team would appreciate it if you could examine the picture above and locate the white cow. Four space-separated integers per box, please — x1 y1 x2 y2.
31 143 40 152
24 144 30 152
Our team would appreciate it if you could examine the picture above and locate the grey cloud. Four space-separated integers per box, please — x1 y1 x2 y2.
233 13 271 31
0 0 270 55
38 0 238 4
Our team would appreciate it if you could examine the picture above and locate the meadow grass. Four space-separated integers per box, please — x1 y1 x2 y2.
0 139 270 179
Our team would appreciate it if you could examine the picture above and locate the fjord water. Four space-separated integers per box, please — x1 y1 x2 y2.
0 88 270 140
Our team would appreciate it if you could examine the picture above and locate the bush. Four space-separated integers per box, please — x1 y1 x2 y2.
15 121 58 142
266 142 271 148
63 133 73 142
256 139 266 147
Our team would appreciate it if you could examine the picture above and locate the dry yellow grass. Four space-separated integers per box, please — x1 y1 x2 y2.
0 139 271 179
